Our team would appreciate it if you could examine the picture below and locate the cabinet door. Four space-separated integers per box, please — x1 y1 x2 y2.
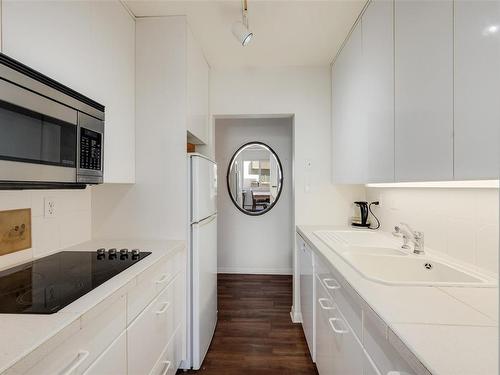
362 0 395 183
454 0 500 180
395 0 453 181
315 276 364 375
332 22 365 183
299 239 315 360
127 280 176 375
187 27 210 145
83 332 127 375
315 277 335 375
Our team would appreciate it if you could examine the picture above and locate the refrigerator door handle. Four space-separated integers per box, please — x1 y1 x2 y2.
194 215 217 226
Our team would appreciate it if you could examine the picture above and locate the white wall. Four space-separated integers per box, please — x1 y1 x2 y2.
0 189 91 270
1 0 136 183
91 16 188 241
215 118 293 274
211 67 365 226
367 187 499 275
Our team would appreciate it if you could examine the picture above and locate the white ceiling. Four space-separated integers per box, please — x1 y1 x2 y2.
125 0 366 69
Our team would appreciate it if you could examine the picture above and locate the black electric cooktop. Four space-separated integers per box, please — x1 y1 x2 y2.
0 249 151 314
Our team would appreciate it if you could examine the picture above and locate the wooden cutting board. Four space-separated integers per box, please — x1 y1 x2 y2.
0 208 32 256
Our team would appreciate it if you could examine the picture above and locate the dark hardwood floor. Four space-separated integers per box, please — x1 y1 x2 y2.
183 274 317 375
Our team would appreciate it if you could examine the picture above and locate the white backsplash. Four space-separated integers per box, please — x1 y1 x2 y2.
366 187 499 275
0 188 91 270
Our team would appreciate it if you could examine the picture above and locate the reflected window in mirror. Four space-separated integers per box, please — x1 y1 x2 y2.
227 142 283 216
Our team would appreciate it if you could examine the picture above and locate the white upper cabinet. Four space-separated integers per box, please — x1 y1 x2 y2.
2 1 136 183
454 0 500 180
394 0 454 182
332 22 365 183
333 0 394 184
187 27 210 145
361 0 394 183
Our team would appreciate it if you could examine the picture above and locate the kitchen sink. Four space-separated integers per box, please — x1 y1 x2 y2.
343 253 494 287
313 229 496 287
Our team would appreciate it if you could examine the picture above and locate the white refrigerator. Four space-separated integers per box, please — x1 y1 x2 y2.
185 154 218 370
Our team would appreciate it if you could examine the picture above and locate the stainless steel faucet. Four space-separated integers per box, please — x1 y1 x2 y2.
392 223 425 255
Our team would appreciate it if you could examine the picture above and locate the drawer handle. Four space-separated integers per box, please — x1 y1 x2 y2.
318 298 336 310
155 301 170 315
156 273 171 285
60 350 90 375
160 360 171 375
323 278 340 290
329 317 349 334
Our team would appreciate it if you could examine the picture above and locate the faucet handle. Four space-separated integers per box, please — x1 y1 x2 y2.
399 222 416 235
414 231 424 239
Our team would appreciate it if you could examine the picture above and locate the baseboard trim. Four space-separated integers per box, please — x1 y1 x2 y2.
290 306 302 323
218 267 293 275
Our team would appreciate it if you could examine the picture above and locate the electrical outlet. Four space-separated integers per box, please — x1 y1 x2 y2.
44 197 56 218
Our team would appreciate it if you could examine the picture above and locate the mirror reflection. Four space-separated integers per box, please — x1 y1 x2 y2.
227 142 283 215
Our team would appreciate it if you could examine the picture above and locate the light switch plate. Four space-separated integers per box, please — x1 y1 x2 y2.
0 209 32 256
44 197 56 218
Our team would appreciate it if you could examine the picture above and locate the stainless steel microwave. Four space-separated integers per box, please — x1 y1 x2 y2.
0 53 104 189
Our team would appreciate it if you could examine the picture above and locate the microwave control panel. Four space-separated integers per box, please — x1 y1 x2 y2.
80 128 102 171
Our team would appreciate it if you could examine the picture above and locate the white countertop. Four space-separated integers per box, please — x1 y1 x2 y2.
297 225 498 375
0 239 185 374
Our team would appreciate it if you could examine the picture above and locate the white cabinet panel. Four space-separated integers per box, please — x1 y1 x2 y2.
187 27 210 145
2 1 135 183
362 0 395 183
332 22 365 183
315 275 364 375
83 332 127 375
127 276 179 375
298 235 315 360
454 0 500 180
151 327 183 375
10 295 127 375
315 253 362 340
363 308 415 375
394 0 454 181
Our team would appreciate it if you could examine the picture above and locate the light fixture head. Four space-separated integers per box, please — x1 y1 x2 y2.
232 21 253 46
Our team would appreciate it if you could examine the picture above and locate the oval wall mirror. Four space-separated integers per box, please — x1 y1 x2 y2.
227 142 283 216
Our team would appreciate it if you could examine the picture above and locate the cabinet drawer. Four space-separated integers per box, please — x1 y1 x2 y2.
83 331 127 375
127 273 180 375
315 254 363 340
315 275 364 375
363 307 415 375
8 294 127 375
151 326 183 375
128 249 183 323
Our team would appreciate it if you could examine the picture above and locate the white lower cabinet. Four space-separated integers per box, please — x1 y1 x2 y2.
5 248 186 375
306 244 416 375
150 326 183 375
298 234 315 360
315 275 364 375
7 294 127 375
83 332 127 375
127 273 182 375
363 308 415 375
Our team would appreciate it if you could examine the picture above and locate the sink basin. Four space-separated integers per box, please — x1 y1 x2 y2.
343 253 494 287
313 229 496 287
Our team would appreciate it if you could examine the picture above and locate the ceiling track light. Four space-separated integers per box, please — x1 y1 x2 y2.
232 0 253 46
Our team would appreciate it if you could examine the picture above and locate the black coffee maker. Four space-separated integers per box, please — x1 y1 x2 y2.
352 201 370 228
